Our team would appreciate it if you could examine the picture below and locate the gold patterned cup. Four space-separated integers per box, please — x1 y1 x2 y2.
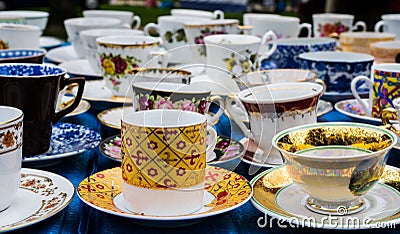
272 122 397 215
121 109 209 216
0 105 23 212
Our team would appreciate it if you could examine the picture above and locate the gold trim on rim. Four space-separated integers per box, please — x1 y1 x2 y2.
184 21 239 28
97 40 160 49
128 67 192 76
0 108 23 126
97 107 123 129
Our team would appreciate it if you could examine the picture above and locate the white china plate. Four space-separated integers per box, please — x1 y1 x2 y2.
0 168 74 232
46 45 79 64
59 59 102 79
40 36 64 50
97 106 131 129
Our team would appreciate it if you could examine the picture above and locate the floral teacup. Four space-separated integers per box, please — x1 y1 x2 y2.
312 13 366 37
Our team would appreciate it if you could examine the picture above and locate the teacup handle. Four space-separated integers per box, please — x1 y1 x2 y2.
350 75 372 116
206 95 225 125
315 78 327 95
352 21 367 32
54 77 85 122
149 49 168 67
132 16 141 30
299 23 312 38
212 10 224 19
206 126 217 162
225 94 252 139
381 108 400 136
374 20 386 32
144 23 159 36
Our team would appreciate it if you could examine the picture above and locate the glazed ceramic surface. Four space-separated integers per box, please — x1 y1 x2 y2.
0 10 48 32
375 14 400 40
370 41 400 63
339 32 396 54
0 49 45 63
0 23 40 49
45 45 79 64
83 10 141 29
312 13 366 37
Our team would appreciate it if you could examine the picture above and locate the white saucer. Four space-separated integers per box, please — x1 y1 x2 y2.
57 95 91 117
46 45 79 64
81 80 131 103
59 59 101 80
0 168 74 232
97 106 129 129
40 36 64 50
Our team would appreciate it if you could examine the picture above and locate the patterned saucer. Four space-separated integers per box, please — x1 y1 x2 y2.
0 168 74 232
251 165 400 229
22 122 102 166
77 166 252 224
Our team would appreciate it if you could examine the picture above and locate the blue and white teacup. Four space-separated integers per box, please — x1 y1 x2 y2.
0 49 45 64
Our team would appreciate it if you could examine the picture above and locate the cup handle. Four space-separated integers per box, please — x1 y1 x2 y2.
132 16 141 30
206 95 225 125
350 75 372 116
381 108 400 136
374 20 385 32
212 10 224 19
206 126 217 162
353 21 367 32
225 94 253 139
54 77 85 122
144 23 159 36
299 23 312 38
259 30 278 58
315 78 326 95
149 49 168 67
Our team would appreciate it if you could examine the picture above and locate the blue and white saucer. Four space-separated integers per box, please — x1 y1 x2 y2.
22 122 102 166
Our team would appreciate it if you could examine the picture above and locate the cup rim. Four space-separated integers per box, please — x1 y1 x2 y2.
64 17 122 26
0 63 66 77
299 51 374 63
183 19 238 28
0 105 23 125
83 9 134 16
272 122 397 160
79 28 144 38
96 35 160 47
204 34 261 45
132 81 210 95
382 14 400 20
0 48 46 61
312 13 354 19
370 40 400 48
339 31 396 39
0 10 49 19
373 63 400 72
274 37 336 46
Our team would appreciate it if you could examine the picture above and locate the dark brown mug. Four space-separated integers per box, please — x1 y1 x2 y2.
0 63 85 156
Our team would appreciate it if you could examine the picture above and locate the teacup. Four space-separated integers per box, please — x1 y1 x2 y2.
0 23 41 49
370 41 400 63
83 10 141 29
351 63 400 118
381 97 400 136
243 13 311 38
171 9 224 19
121 109 211 215
0 63 85 156
0 49 45 63
128 67 191 84
299 51 374 94
0 10 49 33
312 13 366 37
375 14 400 40
203 32 277 94
273 122 397 214
0 105 23 211
64 17 124 58
96 35 166 96
268 38 336 69
80 28 144 73
225 82 323 164
339 32 396 54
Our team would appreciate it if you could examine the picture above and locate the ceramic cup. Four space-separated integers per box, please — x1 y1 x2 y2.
171 9 224 19
312 13 366 37
0 49 45 63
64 17 124 58
80 28 144 74
96 35 166 96
243 13 311 38
121 109 211 216
381 97 400 137
299 51 374 94
375 14 400 40
351 63 400 118
0 63 85 156
273 122 397 214
0 10 49 33
203 33 278 94
0 23 40 49
370 41 400 63
128 67 191 84
225 82 323 165
83 10 141 29
339 32 396 54
0 105 23 212
268 38 336 69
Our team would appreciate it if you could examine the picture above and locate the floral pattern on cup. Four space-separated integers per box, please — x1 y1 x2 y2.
317 21 349 37
223 50 257 75
164 28 187 43
100 53 142 92
0 120 22 155
135 94 208 114
0 39 9 49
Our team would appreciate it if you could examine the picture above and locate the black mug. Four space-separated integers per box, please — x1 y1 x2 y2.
0 63 85 156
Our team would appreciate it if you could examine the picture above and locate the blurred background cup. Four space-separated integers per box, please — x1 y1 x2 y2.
243 13 311 38
129 67 191 84
370 41 400 63
312 13 366 37
267 38 336 69
339 32 396 54
0 10 49 34
0 63 85 156
64 17 124 58
96 35 166 96
83 9 141 30
80 28 144 74
121 110 209 216
170 9 224 19
203 32 277 94
0 49 45 63
0 105 23 212
0 23 41 49
225 82 323 165
375 14 400 40
351 63 400 118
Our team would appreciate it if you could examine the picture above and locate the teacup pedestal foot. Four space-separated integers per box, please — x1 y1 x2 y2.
305 196 366 215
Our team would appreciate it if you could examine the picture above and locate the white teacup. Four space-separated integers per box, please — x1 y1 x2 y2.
375 14 400 40
0 23 40 49
171 9 224 19
312 13 366 37
0 10 48 33
83 10 141 29
0 105 23 211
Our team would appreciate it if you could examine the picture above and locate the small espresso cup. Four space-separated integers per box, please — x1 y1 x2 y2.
0 63 85 156
351 63 400 118
121 109 210 215
312 13 366 37
0 105 23 211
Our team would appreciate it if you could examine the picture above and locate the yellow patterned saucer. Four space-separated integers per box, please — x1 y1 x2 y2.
77 166 252 223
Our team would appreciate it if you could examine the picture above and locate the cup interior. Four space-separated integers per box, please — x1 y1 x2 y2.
0 63 65 76
299 51 374 62
0 106 23 123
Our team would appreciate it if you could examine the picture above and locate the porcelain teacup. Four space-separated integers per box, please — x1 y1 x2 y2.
375 14 400 40
312 13 366 37
83 9 141 29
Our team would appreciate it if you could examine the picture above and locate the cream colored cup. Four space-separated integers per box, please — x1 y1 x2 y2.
312 13 366 37
339 32 396 54
370 41 400 63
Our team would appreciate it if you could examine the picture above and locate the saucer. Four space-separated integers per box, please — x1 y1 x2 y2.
0 168 74 232
22 122 102 167
240 138 284 168
40 36 65 51
251 165 400 229
99 134 245 168
77 166 252 226
97 107 127 129
57 95 91 117
81 80 132 104
317 100 333 117
45 45 79 64
59 59 102 80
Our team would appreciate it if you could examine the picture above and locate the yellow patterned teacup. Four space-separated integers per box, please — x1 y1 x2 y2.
121 109 211 216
